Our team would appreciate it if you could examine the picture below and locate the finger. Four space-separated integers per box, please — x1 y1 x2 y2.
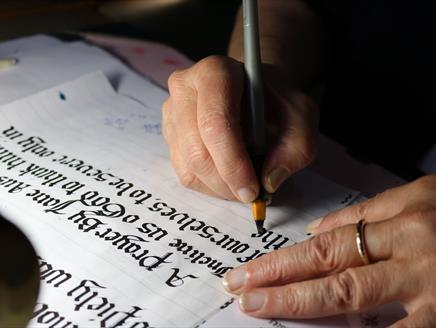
169 144 224 199
237 260 407 319
168 68 234 200
390 305 436 328
306 183 413 235
177 129 235 200
262 88 319 193
224 219 394 293
194 56 258 203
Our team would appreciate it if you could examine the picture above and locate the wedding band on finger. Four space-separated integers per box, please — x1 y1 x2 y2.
356 219 370 265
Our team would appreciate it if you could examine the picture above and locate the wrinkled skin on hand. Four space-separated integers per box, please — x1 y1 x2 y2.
162 55 319 203
223 175 436 327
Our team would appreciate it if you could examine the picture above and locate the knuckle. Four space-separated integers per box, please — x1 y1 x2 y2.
185 145 213 175
353 201 369 220
331 269 361 311
403 208 436 237
280 287 305 316
178 169 197 189
308 232 338 272
198 55 230 72
196 55 243 83
198 110 232 145
246 251 287 285
220 159 251 185
167 69 190 96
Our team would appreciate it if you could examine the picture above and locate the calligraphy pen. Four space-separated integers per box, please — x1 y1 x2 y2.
243 0 269 234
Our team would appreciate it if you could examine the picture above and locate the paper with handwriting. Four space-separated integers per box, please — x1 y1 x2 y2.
0 72 361 327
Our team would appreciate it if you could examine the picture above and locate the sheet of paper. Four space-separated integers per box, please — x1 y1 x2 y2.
82 32 193 89
0 71 359 327
0 40 167 109
0 34 62 57
0 34 406 327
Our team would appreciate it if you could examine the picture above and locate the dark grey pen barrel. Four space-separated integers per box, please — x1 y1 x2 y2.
243 0 266 156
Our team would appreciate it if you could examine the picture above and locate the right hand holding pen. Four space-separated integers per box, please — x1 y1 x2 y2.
162 55 319 203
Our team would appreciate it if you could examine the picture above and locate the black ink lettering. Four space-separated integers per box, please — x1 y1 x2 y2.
236 249 264 263
122 214 140 223
165 268 198 287
147 201 167 212
2 126 23 140
61 181 85 195
0 176 31 193
100 306 143 328
197 225 219 239
129 189 152 205
0 146 26 170
138 252 173 271
67 280 106 311
68 211 106 232
137 222 168 241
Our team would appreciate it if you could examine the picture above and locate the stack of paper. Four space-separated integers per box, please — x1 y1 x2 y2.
0 35 403 328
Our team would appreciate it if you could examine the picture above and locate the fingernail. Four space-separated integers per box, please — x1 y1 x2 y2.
239 292 265 312
237 187 256 203
266 167 290 193
223 267 247 292
306 217 323 234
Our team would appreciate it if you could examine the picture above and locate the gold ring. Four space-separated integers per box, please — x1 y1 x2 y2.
356 219 370 265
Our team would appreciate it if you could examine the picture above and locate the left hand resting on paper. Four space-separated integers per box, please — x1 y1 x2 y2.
223 174 436 327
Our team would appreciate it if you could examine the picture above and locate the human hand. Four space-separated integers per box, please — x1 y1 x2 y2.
162 55 319 202
223 175 436 327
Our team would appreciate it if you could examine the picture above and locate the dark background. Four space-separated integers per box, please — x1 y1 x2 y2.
0 0 241 61
1 0 434 181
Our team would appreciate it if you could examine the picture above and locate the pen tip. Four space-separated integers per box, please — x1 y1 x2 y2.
256 220 265 234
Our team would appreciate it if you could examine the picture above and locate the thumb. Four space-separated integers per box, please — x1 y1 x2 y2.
262 90 319 193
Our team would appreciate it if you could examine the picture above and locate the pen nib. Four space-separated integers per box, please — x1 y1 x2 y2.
256 220 265 235
253 198 266 235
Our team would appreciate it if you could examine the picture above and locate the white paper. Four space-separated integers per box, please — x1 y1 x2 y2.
0 40 167 109
0 72 359 327
0 34 62 57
